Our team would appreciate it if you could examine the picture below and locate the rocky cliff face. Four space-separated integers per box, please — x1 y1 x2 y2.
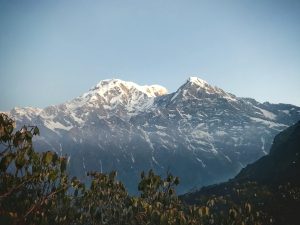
7 77 300 193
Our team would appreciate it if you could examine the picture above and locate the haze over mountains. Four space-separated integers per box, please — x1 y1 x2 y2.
6 77 300 193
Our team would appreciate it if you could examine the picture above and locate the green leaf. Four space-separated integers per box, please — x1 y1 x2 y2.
49 170 58 181
160 214 168 225
13 131 21 147
33 127 40 135
15 154 26 169
109 171 117 180
43 151 53 165
25 131 33 142
168 188 174 196
52 152 58 164
60 157 67 172
0 153 15 171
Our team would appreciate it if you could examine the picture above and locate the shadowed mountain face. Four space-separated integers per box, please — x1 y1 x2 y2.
6 77 300 193
181 121 300 225
235 120 300 184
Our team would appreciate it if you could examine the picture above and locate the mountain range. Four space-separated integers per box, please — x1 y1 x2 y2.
5 77 300 193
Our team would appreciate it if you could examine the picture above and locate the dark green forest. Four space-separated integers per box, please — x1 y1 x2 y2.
0 113 299 225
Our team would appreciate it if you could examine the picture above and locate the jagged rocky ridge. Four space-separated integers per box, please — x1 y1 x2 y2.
7 77 300 193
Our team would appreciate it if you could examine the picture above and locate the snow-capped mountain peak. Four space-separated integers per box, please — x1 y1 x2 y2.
187 76 209 87
142 85 168 97
169 76 237 103
184 76 219 94
11 107 42 116
89 79 167 98
59 79 168 120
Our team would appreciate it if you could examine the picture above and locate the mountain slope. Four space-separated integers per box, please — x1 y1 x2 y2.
236 120 300 184
181 121 300 225
7 77 300 193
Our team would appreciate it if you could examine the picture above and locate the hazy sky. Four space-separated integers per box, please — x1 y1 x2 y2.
1 0 300 110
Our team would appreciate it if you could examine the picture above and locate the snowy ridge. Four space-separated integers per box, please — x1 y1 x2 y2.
63 79 168 116
188 76 209 87
89 79 167 98
169 77 238 103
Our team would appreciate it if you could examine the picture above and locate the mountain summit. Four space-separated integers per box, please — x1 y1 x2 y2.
170 76 237 104
90 79 168 98
7 77 300 193
187 76 209 88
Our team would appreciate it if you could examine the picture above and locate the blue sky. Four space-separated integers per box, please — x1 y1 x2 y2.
0 0 300 110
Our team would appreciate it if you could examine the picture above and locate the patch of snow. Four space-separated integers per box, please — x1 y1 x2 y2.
232 137 239 142
191 129 211 141
188 77 208 87
70 112 84 125
170 91 180 102
160 137 171 146
82 157 86 171
152 156 159 165
140 129 154 149
157 131 168 137
155 125 166 130
224 155 232 163
130 153 135 163
209 143 218 155
139 97 155 111
196 157 206 168
250 117 287 129
99 159 103 173
280 110 290 115
261 137 267 155
59 144 63 155
215 130 227 136
259 108 276 120
184 114 192 120
223 95 237 102
110 95 121 105
103 105 112 110
143 122 149 127
89 95 98 101
44 120 73 131
194 123 205 129
168 114 176 118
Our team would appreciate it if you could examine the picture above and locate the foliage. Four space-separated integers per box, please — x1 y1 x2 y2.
181 178 300 225
0 113 72 224
0 113 299 225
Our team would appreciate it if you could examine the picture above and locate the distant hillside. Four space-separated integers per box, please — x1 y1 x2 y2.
182 121 300 225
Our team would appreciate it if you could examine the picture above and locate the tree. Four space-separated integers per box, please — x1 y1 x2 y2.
0 113 73 224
